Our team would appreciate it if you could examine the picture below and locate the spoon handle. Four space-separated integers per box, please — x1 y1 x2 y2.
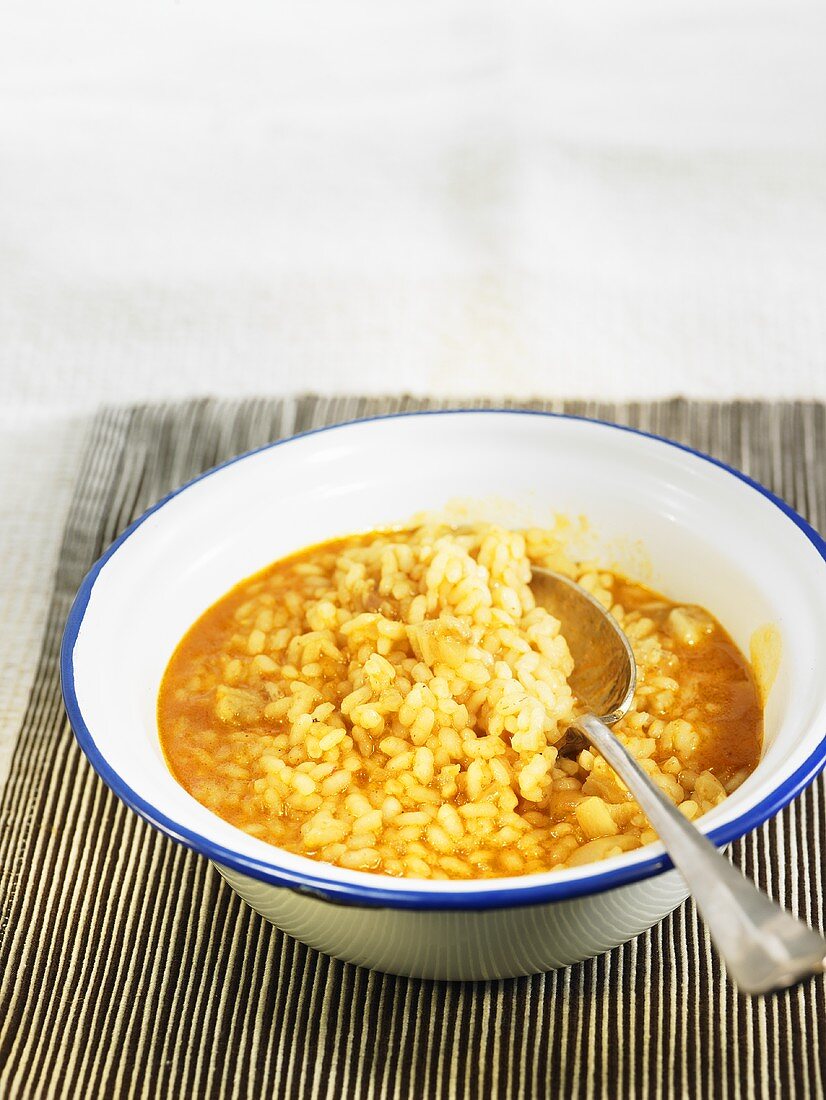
574 713 826 994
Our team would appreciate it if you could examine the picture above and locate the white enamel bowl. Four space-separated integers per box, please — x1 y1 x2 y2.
61 411 826 980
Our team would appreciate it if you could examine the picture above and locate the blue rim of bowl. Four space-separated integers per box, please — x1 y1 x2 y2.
60 409 826 911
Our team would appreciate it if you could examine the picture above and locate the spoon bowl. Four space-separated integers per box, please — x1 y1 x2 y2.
530 568 636 724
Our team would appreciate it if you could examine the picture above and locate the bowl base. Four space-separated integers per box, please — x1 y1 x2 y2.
216 863 688 980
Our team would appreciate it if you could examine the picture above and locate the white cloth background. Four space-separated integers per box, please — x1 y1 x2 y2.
1 0 825 787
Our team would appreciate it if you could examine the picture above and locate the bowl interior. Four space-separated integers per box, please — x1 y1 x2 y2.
66 412 826 899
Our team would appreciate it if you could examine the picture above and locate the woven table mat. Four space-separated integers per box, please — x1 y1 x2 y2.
1 397 825 1100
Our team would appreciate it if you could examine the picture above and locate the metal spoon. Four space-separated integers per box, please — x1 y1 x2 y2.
531 567 826 995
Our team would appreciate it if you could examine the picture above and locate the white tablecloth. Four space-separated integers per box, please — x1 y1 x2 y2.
1 0 825 788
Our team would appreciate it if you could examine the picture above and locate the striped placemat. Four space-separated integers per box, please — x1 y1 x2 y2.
1 397 824 1100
